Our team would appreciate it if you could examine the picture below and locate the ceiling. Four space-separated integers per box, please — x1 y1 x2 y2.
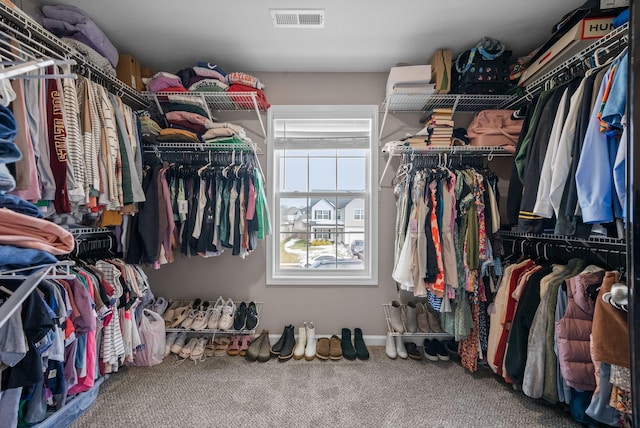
28 0 587 74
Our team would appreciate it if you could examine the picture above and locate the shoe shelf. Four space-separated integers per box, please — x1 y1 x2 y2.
382 303 453 338
165 301 263 335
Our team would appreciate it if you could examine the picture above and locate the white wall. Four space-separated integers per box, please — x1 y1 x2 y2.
142 72 512 336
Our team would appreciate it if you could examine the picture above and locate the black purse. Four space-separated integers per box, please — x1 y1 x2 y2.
452 37 513 95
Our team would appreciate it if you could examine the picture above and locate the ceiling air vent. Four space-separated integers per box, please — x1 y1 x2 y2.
270 9 325 28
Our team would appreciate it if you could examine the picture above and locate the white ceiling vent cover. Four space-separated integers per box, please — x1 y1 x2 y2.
270 9 325 28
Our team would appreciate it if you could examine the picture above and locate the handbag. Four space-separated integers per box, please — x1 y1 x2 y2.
453 37 513 95
466 110 523 152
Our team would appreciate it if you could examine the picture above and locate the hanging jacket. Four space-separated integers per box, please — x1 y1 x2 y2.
556 270 604 391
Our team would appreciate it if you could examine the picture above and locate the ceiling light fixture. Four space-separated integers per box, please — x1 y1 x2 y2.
270 9 325 29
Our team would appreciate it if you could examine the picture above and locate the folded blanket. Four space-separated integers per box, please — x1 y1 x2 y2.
167 121 206 135
145 72 186 93
201 127 239 140
40 4 118 67
227 72 264 90
188 78 228 92
0 208 74 255
193 66 228 83
165 110 215 129
161 103 209 118
62 37 116 77
157 128 201 145
0 245 58 271
195 62 227 77
227 84 270 109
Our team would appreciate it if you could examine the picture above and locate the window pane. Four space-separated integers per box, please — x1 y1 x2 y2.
281 157 307 192
309 158 336 191
279 233 309 270
280 197 308 234
337 157 365 191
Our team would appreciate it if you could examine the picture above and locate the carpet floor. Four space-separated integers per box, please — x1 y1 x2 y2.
70 346 580 428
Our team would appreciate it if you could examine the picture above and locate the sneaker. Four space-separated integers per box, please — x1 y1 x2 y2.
233 302 248 330
422 338 438 362
170 332 188 355
165 332 179 357
245 302 259 330
406 342 422 360
433 340 450 361
189 310 208 331
179 337 199 359
207 296 225 330
180 309 199 329
151 297 168 316
217 299 236 331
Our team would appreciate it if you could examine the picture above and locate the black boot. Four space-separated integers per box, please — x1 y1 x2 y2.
341 328 357 360
271 324 292 357
278 325 296 361
354 328 369 360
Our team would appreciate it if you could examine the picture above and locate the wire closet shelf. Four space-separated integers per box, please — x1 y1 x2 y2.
0 1 148 108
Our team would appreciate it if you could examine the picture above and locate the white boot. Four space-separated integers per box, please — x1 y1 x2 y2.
385 333 397 359
304 322 316 361
293 322 307 360
395 335 408 359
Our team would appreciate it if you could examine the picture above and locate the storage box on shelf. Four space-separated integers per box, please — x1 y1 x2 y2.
501 21 628 110
382 303 453 339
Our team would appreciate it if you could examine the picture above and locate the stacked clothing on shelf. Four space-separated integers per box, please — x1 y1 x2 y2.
144 62 270 110
508 48 628 238
125 154 270 265
488 256 629 427
391 159 502 372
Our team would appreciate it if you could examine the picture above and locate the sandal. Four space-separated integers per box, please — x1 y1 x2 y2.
169 305 190 328
238 335 251 357
226 335 241 356
204 338 217 358
214 337 231 357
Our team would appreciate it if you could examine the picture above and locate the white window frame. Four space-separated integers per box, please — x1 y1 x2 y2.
266 105 378 285
353 208 365 220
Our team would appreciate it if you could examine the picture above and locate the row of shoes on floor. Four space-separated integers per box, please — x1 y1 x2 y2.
165 332 224 361
385 333 458 362
388 300 445 333
155 297 258 331
247 323 370 363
